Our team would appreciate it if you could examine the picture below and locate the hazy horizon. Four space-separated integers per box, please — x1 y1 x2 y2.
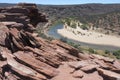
0 0 120 5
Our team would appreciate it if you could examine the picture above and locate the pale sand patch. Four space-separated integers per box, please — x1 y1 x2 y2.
57 27 120 47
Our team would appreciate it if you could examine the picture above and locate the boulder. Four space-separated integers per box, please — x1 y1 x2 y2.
68 60 96 69
0 22 24 30
78 53 91 60
0 24 9 46
97 68 120 80
80 64 100 72
24 46 62 68
112 60 120 73
0 61 7 67
52 40 79 57
93 59 110 69
51 62 76 80
1 50 46 80
0 14 6 19
26 24 36 31
72 70 85 78
113 60 120 69
92 54 114 63
14 51 59 77
81 71 103 80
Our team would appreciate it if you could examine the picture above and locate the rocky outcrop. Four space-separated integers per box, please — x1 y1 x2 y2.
0 3 120 80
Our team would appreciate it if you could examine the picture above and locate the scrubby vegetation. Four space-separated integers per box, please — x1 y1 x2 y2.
71 23 77 29
80 24 89 30
59 38 117 59
62 17 78 29
113 50 120 59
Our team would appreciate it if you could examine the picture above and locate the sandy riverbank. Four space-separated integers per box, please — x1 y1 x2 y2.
57 27 120 47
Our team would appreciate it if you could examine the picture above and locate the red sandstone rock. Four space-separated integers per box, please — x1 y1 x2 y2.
93 59 110 69
1 50 46 80
52 40 79 57
113 60 120 69
97 68 120 80
51 62 76 80
81 71 103 80
80 64 100 72
78 53 91 60
24 46 62 68
68 60 96 69
2 7 29 15
72 70 85 78
14 51 59 77
92 54 114 62
0 24 9 46
0 14 6 19
0 61 7 67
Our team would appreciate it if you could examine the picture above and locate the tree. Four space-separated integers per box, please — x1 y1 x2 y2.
80 24 88 30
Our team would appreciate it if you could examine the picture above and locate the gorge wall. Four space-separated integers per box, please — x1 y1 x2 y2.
38 4 120 35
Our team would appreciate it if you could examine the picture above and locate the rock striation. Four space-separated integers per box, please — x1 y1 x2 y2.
0 3 120 80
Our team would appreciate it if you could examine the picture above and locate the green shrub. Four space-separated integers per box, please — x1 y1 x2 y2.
105 50 110 54
80 24 88 30
60 37 68 43
67 42 80 48
88 48 95 53
71 23 77 29
113 50 120 59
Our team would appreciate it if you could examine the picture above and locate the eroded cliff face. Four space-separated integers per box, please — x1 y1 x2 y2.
0 3 120 80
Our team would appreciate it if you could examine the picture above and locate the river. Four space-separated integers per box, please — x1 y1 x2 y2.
47 24 120 51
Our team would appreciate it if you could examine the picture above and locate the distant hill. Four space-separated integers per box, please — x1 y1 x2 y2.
1 3 120 16
37 4 120 18
37 3 120 35
0 3 15 7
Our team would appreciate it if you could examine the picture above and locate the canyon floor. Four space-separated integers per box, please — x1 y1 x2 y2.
57 26 120 47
